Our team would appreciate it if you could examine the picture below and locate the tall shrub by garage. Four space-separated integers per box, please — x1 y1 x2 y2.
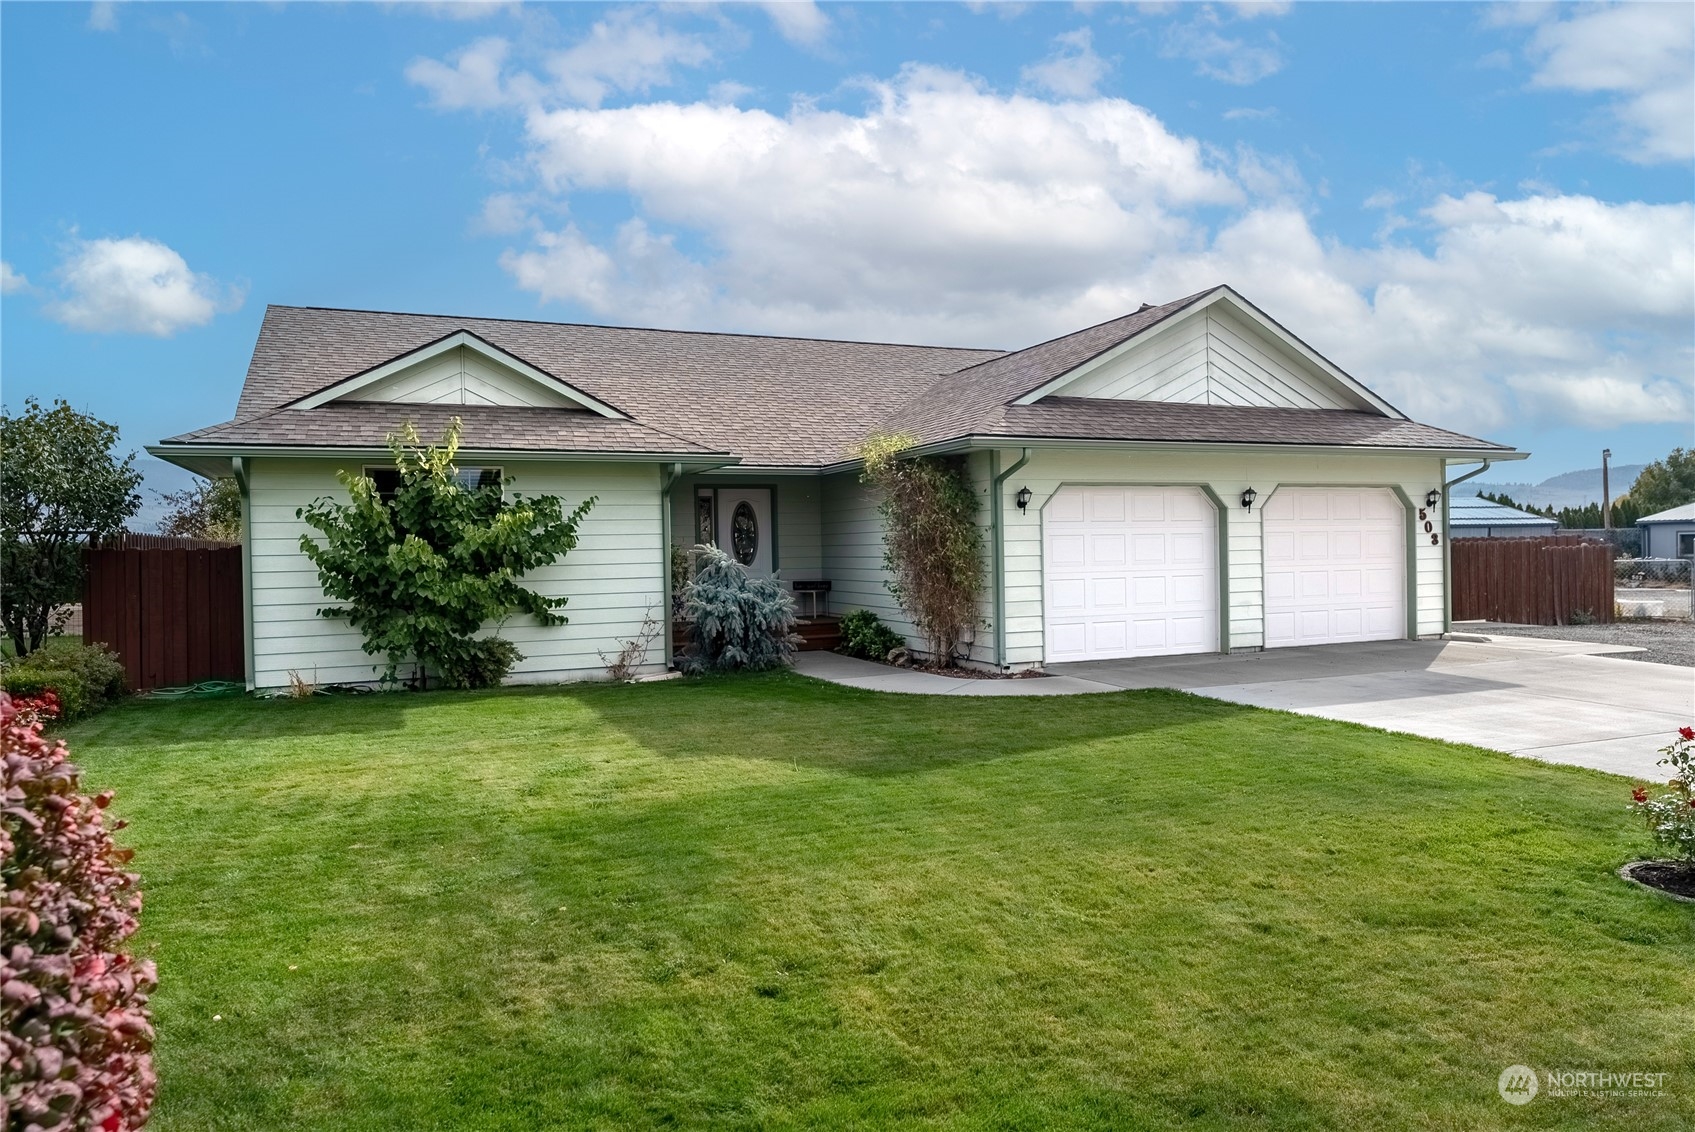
1 691 158 1132
298 419 595 690
858 433 984 665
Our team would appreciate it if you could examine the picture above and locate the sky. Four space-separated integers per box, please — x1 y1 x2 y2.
3 0 1692 504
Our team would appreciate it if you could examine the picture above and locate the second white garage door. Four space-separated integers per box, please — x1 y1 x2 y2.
1263 487 1406 648
1044 486 1218 662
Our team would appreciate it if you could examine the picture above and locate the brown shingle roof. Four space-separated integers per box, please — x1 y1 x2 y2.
229 306 1003 466
160 292 1514 466
166 402 724 457
983 397 1510 451
878 289 1217 445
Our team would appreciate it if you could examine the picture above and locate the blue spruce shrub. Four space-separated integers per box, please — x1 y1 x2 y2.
679 545 800 673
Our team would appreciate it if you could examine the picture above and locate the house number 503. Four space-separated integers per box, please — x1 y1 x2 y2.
1418 507 1440 546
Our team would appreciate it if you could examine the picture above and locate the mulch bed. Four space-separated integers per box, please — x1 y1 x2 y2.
1620 860 1695 901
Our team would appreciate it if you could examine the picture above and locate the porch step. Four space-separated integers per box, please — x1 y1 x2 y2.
672 615 842 655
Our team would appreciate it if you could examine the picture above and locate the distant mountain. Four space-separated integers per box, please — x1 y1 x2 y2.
1469 463 1646 510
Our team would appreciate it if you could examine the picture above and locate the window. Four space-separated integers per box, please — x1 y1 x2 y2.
1679 531 1694 559
363 466 502 501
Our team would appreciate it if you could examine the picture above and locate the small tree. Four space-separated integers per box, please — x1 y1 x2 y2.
0 398 142 657
157 476 242 541
679 545 799 673
858 433 983 665
298 419 594 689
1627 448 1695 516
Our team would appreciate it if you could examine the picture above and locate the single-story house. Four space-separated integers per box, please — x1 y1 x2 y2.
151 285 1524 690
1637 503 1695 559
1448 495 1559 539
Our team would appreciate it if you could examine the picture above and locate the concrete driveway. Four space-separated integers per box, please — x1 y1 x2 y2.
1049 636 1694 779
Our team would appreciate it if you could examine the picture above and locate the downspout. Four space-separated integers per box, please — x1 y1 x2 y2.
991 447 1031 670
231 456 255 691
1441 459 1493 633
660 462 683 668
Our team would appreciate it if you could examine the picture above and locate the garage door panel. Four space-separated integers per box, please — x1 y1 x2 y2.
1264 487 1405 648
1088 491 1123 522
1051 535 1085 566
1052 579 1086 611
1045 486 1219 662
1091 533 1126 565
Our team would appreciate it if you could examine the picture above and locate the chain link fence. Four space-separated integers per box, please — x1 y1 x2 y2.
1615 558 1693 587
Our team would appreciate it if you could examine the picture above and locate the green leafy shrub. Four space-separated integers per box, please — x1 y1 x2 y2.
679 544 799 674
837 609 904 661
1631 726 1695 864
2 691 158 1130
858 433 983 664
437 638 525 691
1 641 127 722
298 419 594 690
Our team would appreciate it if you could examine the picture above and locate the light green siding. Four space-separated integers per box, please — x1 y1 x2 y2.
984 448 1448 667
820 471 914 642
669 473 824 579
246 457 666 689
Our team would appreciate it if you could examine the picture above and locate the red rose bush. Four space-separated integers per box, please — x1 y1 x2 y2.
2 691 156 1131
1629 726 1695 867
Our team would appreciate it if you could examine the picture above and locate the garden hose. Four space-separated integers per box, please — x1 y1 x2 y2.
144 680 246 700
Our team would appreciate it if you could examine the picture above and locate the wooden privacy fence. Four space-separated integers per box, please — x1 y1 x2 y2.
1452 536 1615 625
83 540 244 690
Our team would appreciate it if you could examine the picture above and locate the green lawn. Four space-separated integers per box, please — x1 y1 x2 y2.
63 673 1693 1130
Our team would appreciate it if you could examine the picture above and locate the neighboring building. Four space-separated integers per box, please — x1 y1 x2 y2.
1449 495 1559 539
151 285 1523 690
1637 503 1695 559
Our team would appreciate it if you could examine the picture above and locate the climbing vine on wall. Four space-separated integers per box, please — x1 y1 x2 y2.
858 433 983 665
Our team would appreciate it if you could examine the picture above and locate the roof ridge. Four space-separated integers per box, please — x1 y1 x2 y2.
933 286 1221 381
265 304 1009 356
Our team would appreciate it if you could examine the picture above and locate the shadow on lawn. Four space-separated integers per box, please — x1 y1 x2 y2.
575 669 1258 778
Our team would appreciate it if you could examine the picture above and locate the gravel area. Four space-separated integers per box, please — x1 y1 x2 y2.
1476 620 1694 667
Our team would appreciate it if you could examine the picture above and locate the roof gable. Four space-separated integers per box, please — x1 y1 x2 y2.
1014 288 1402 417
288 330 626 418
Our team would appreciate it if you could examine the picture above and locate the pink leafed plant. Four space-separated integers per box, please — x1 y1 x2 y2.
2 691 157 1131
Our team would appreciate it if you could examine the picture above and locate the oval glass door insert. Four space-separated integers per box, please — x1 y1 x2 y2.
731 501 758 565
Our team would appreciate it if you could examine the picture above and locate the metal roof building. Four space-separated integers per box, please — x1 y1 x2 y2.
1450 495 1560 539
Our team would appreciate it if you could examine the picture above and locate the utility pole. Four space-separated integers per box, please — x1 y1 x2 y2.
1602 448 1612 530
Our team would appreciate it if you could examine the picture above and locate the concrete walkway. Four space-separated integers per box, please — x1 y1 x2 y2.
791 650 1122 696
791 637 1695 779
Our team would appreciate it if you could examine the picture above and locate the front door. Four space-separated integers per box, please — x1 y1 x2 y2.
714 487 773 577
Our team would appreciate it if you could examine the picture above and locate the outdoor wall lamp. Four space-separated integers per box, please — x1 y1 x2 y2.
1425 488 1441 509
1240 486 1257 511
1015 486 1032 513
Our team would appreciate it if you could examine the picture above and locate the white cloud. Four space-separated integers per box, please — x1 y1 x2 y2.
1225 1 1291 18
759 1 830 47
406 12 712 111
1517 3 1694 163
1162 9 1285 85
0 262 28 295
45 235 241 336
407 36 520 110
88 2 118 32
421 53 1690 435
1022 28 1111 98
1222 105 1277 121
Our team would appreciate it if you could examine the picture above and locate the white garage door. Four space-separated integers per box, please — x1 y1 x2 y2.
1263 488 1406 648
1044 486 1218 663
